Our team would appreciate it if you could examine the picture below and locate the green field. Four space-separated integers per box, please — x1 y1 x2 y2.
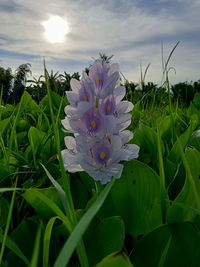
0 60 200 267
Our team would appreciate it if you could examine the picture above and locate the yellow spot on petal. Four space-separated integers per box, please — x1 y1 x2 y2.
91 120 96 128
83 95 87 101
107 105 111 112
96 77 101 84
100 152 106 159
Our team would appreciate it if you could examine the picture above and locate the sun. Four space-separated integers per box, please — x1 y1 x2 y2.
41 15 70 44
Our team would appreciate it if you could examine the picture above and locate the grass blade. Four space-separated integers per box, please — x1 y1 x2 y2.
43 217 58 267
30 224 42 267
41 163 68 215
0 178 18 264
23 189 72 232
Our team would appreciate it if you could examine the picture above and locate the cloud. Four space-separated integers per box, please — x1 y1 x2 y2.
0 0 200 83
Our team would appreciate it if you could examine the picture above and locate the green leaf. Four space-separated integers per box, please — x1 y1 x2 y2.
167 117 198 165
0 230 30 266
158 115 172 139
168 147 200 222
0 196 9 227
54 179 115 267
188 129 200 152
133 225 171 267
70 173 91 209
0 117 11 136
133 222 200 267
23 188 72 231
86 216 125 266
100 161 162 237
28 127 46 163
95 252 134 267
139 124 159 161
10 217 39 260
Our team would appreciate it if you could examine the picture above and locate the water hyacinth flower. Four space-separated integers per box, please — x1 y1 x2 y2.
61 59 139 184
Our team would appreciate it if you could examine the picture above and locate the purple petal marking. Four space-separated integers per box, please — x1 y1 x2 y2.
79 79 94 103
101 94 115 115
92 139 111 164
83 108 104 133
100 71 119 98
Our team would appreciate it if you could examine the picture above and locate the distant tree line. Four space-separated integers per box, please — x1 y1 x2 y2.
0 63 80 104
1 62 200 107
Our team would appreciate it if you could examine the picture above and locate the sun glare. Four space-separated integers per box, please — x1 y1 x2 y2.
41 15 70 44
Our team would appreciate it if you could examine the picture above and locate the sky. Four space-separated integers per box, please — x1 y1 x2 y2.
0 0 200 85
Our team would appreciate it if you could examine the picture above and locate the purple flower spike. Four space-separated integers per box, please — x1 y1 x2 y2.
61 58 140 184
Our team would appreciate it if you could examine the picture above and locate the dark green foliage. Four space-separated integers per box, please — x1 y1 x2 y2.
1 64 200 266
0 67 13 103
171 81 196 106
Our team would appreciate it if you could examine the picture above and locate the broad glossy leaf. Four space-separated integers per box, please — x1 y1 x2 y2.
10 217 38 260
168 147 200 222
23 187 63 219
188 129 200 152
99 161 162 237
28 127 51 161
167 116 198 165
139 124 159 161
86 216 125 266
0 229 30 266
95 252 134 267
28 127 45 156
133 222 200 267
133 225 171 267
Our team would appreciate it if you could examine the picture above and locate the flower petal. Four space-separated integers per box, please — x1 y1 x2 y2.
64 136 77 151
108 63 119 75
120 130 133 144
61 117 74 132
70 78 81 92
114 86 126 103
64 106 77 118
65 91 79 106
116 101 134 114
124 144 140 160
101 72 119 97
